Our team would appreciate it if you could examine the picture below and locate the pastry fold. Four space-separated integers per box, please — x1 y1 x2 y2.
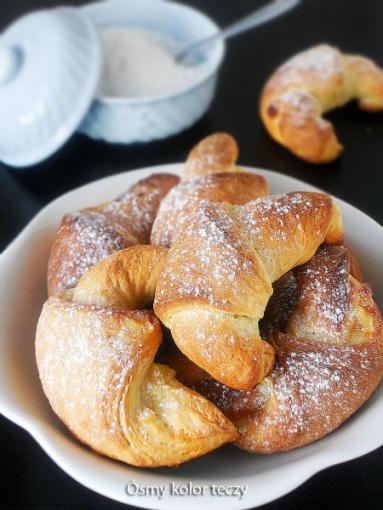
36 246 238 467
151 133 269 247
47 173 178 296
163 246 383 452
154 192 343 390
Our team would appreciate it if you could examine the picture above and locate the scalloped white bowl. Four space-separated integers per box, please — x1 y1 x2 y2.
0 165 382 510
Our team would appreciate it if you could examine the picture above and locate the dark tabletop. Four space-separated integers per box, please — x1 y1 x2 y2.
1 1 382 509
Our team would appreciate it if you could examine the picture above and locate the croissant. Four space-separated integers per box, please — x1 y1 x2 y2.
260 44 383 163
151 173 269 247
154 192 343 390
182 132 241 180
36 245 238 467
167 245 383 452
151 132 268 247
47 173 178 297
152 133 269 247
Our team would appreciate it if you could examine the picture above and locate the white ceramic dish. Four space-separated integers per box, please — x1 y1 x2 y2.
80 0 225 143
0 164 382 510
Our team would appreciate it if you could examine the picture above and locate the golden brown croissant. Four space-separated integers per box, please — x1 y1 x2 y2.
47 173 179 297
36 246 237 468
168 245 383 453
154 192 343 390
151 132 269 247
182 132 240 180
151 174 269 247
260 44 383 163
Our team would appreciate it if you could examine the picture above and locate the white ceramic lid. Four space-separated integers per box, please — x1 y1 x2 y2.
0 7 101 167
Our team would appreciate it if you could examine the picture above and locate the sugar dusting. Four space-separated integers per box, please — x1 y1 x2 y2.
104 187 167 243
157 192 332 314
54 211 136 290
266 45 345 127
42 168 383 455
239 192 323 237
237 192 330 279
151 172 268 247
184 244 382 450
276 44 343 86
252 339 376 448
49 173 178 294
151 176 218 247
291 245 350 339
275 89 328 129
36 300 153 447
157 202 256 309
193 337 375 447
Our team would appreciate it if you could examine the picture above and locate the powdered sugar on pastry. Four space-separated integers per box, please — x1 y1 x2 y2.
176 245 383 452
260 44 383 163
151 172 268 247
154 191 343 390
37 246 237 468
276 44 343 87
47 173 178 296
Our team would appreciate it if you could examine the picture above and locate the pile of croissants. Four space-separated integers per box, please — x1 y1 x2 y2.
35 133 383 467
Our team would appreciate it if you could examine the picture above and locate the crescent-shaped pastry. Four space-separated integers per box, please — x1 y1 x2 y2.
182 132 240 180
151 133 269 247
166 245 383 452
260 44 383 163
154 192 343 390
151 172 269 247
47 173 179 297
36 246 238 467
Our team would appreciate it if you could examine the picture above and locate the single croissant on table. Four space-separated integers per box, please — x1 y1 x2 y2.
165 245 383 452
36 246 237 468
260 44 383 163
154 191 343 390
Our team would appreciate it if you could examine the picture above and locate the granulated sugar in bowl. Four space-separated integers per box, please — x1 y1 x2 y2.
98 27 208 99
80 0 225 143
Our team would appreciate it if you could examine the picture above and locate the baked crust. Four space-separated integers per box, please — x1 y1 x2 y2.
151 133 269 247
38 132 383 463
36 246 238 468
154 192 343 390
183 132 240 180
47 173 178 296
163 246 383 453
151 172 269 247
260 44 383 163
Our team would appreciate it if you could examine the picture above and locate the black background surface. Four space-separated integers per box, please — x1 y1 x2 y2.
0 1 382 509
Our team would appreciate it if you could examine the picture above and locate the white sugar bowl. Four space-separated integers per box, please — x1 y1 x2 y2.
0 0 224 167
80 0 225 144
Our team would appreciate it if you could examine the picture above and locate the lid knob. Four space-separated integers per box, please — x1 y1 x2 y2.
0 45 21 86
